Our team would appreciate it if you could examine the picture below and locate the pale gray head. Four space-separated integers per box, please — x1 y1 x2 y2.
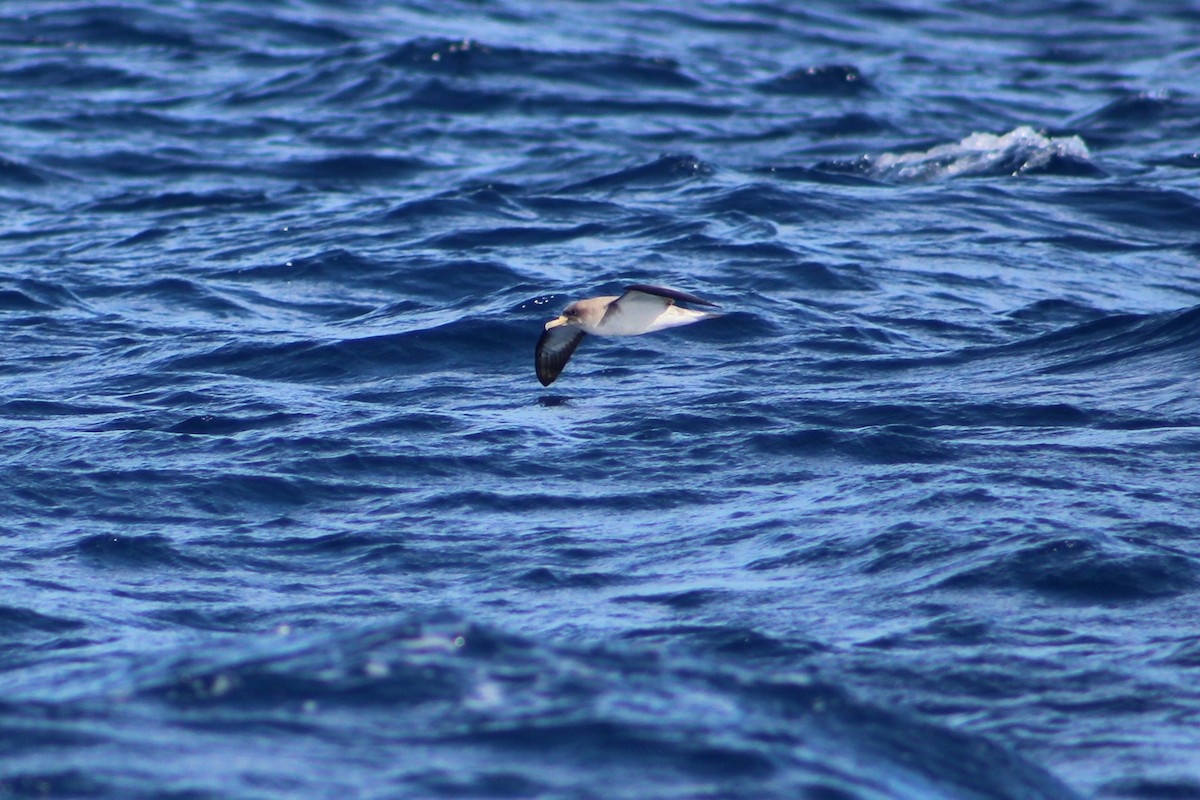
544 297 613 332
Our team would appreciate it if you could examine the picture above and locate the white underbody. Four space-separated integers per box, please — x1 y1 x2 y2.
582 296 716 337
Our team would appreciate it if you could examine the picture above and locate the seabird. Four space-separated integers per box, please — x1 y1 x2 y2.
535 284 720 386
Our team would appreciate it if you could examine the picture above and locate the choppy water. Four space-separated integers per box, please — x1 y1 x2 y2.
2 2 1200 798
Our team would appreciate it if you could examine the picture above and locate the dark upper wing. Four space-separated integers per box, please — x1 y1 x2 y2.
622 284 719 307
535 326 587 386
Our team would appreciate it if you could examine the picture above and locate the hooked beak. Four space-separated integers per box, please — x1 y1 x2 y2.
544 315 569 331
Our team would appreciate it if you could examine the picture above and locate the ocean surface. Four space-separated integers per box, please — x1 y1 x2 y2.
2 2 1199 798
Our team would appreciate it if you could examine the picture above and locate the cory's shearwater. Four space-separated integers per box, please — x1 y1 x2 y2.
535 284 720 386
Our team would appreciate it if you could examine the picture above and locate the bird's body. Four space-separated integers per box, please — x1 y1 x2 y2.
535 284 719 386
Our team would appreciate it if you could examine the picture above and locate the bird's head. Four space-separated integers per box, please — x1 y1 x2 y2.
544 302 582 331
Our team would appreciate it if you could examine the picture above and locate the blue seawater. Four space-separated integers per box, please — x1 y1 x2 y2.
2 2 1199 798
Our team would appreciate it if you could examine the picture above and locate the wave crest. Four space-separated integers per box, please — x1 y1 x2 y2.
829 127 1098 182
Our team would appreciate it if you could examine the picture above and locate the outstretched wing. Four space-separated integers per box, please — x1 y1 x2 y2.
535 326 587 386
622 284 719 308
599 285 719 334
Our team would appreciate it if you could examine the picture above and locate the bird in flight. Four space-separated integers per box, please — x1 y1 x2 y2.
535 284 720 386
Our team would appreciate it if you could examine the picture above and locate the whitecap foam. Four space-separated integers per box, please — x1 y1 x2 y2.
869 126 1091 181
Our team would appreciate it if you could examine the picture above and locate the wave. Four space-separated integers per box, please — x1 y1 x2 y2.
747 425 957 464
937 535 1196 601
0 61 147 90
0 288 57 313
826 304 1200 390
394 78 514 113
385 186 530 223
995 303 1200 375
426 221 608 249
163 311 532 383
101 276 249 318
414 487 727 513
755 64 871 96
820 127 1100 182
0 156 48 186
12 6 198 49
0 279 88 313
0 614 1069 799
559 154 713 193
1048 183 1200 234
381 37 699 90
0 605 85 636
166 411 303 436
89 190 275 214
1069 91 1196 144
72 533 205 571
272 154 430 183
699 183 859 223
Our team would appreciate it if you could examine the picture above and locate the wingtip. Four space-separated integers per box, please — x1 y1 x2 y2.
535 326 585 387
